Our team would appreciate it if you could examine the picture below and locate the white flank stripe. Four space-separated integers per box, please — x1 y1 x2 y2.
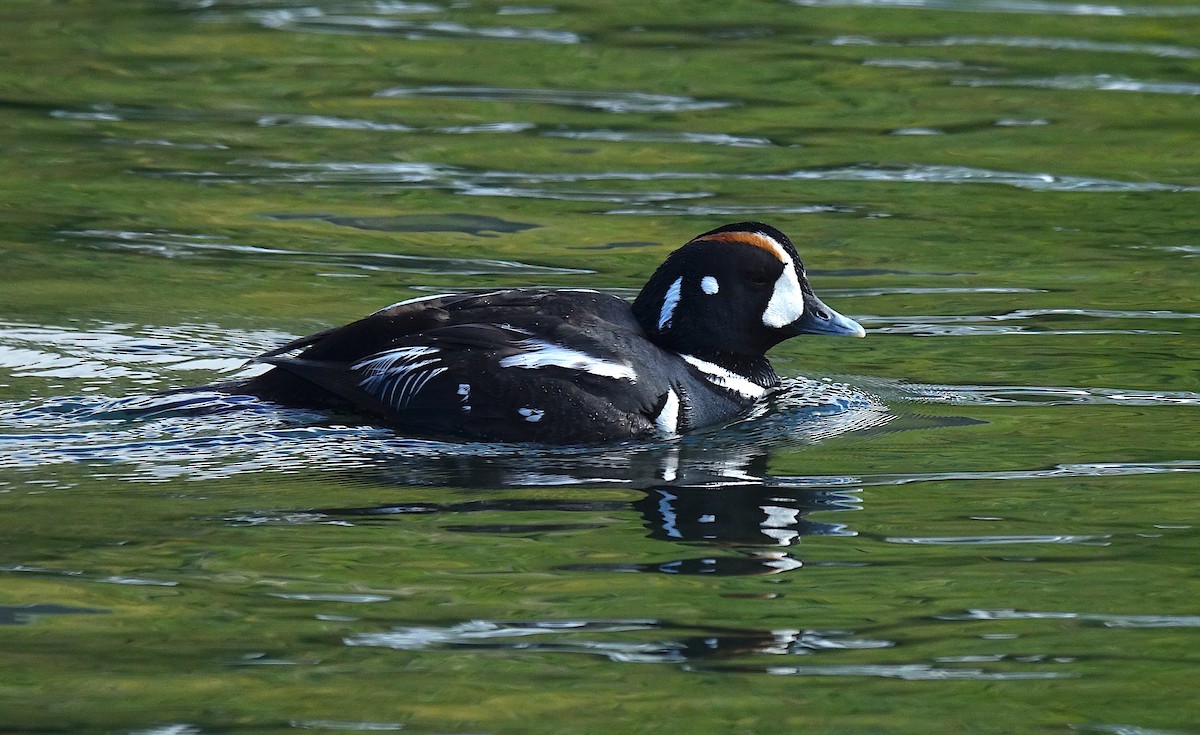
655 388 681 435
499 339 637 382
658 276 683 331
681 354 767 399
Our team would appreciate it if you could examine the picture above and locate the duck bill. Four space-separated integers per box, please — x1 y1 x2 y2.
789 294 866 338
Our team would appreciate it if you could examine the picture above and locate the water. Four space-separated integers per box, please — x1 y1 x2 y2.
1 1 1198 733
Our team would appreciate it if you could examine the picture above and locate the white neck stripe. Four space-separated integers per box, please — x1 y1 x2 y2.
680 354 766 399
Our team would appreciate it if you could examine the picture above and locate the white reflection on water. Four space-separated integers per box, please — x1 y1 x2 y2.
375 85 734 113
541 128 773 147
343 617 1078 679
165 159 1198 195
886 534 1111 545
956 74 1200 96
255 12 583 44
790 0 1200 16
939 609 1200 628
57 103 766 150
824 35 1200 59
883 379 1200 407
60 229 592 276
856 307 1200 338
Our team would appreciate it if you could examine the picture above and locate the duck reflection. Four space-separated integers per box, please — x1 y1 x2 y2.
345 618 893 666
282 379 895 575
603 483 859 576
309 437 865 577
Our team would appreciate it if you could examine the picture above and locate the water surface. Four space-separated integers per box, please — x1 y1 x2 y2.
1 1 1198 733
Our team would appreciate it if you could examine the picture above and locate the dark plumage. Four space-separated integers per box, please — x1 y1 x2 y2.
231 222 864 443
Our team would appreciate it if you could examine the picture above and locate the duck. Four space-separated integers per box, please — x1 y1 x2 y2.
231 222 865 444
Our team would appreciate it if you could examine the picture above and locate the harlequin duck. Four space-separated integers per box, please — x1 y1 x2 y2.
234 222 864 443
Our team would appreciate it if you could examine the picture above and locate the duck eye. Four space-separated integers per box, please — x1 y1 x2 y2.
747 270 774 287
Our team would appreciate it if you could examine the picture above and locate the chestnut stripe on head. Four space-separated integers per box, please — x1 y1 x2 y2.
691 230 790 264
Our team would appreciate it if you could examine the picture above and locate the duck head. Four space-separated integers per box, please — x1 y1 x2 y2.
632 222 865 360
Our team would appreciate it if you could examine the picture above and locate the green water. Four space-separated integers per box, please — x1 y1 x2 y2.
2 0 1199 733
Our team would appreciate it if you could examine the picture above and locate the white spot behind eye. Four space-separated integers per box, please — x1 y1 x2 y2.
700 276 719 295
762 263 805 328
658 276 683 331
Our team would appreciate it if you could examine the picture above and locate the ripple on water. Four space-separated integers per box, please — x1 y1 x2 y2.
886 534 1111 545
0 320 283 386
256 113 416 132
374 85 736 113
263 212 539 236
776 164 1199 192
863 58 968 70
1131 244 1200 259
1 564 178 587
251 10 582 44
889 380 1200 407
269 592 392 602
289 721 405 732
605 203 858 216
825 35 1200 59
342 617 1070 678
1072 725 1197 735
767 460 1200 491
939 609 1200 628
857 306 1200 336
60 229 590 276
56 103 768 151
0 603 109 625
178 0 444 9
789 0 1200 16
956 74 1200 96
826 286 1048 297
144 159 1198 207
541 128 774 147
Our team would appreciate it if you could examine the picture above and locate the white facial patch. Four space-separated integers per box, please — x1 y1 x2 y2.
499 339 637 382
761 261 805 329
658 276 683 331
700 276 719 295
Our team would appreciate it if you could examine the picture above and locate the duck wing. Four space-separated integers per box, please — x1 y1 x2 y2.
240 289 668 442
